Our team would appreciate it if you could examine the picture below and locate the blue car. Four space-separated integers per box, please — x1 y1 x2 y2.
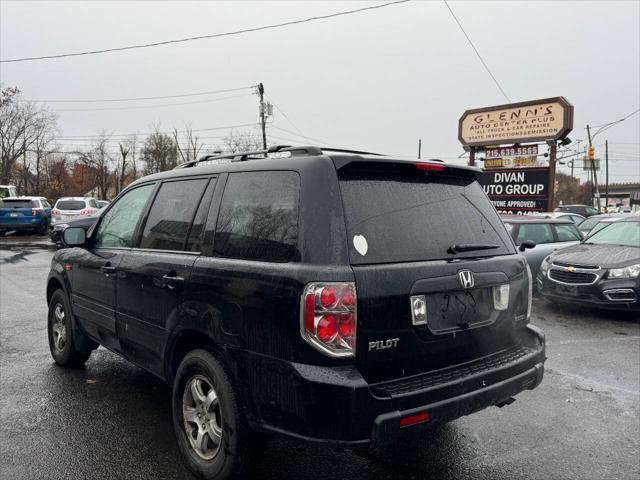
0 196 52 235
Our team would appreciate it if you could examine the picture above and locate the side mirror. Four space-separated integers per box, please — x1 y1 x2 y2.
519 240 536 252
62 227 87 247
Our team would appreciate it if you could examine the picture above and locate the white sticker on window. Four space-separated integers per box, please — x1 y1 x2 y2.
353 235 368 256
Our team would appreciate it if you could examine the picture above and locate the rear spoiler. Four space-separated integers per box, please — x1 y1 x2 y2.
330 155 482 179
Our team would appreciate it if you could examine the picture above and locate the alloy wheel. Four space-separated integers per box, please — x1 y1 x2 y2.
182 375 223 460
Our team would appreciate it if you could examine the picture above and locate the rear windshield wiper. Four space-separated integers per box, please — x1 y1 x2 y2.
448 244 500 254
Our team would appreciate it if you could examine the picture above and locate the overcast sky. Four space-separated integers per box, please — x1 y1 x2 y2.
1 0 638 183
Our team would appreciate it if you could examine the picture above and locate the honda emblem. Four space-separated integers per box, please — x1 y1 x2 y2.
458 270 474 289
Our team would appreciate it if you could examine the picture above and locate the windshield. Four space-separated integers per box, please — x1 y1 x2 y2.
338 171 514 264
586 222 640 247
56 200 86 210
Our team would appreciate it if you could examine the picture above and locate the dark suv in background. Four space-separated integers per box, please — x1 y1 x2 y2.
47 146 546 480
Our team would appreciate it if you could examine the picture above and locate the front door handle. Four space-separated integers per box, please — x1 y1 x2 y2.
162 274 185 290
101 264 116 275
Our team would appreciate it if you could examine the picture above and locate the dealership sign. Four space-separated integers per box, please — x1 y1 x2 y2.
458 97 573 147
478 167 550 214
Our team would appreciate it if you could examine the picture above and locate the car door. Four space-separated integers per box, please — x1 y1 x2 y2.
115 177 215 376
514 222 556 277
70 183 156 353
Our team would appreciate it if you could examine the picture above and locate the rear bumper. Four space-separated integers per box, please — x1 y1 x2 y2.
0 219 44 231
232 325 545 447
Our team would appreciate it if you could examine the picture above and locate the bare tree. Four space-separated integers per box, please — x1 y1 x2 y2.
142 124 178 174
221 129 262 153
117 142 130 194
174 123 203 164
79 133 113 199
0 86 58 186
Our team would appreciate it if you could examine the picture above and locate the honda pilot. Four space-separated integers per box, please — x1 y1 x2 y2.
46 146 546 480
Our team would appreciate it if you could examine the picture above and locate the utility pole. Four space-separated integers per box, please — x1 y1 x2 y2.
605 140 609 210
468 147 475 167
548 142 557 211
586 124 601 211
257 83 267 151
418 139 422 159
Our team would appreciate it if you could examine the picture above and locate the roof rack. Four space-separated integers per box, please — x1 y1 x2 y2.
174 145 323 169
174 145 385 169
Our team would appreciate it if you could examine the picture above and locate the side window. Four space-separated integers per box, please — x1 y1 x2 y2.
571 215 584 225
213 171 299 262
515 223 554 245
185 179 217 252
554 224 581 242
95 184 155 248
140 179 208 251
89 199 98 208
586 207 598 215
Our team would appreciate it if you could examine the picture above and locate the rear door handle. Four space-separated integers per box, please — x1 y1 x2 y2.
101 264 116 274
162 274 185 290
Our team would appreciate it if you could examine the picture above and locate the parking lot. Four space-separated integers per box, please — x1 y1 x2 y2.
1 236 638 480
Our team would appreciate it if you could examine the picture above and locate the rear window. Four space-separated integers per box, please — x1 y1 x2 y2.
0 199 35 208
56 200 86 210
338 171 514 264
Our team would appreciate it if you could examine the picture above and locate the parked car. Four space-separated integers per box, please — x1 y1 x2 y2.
501 215 582 278
537 217 640 310
0 184 18 199
50 197 100 227
0 196 52 235
47 146 545 480
554 204 600 218
97 200 110 209
49 212 100 245
577 213 634 237
531 211 586 226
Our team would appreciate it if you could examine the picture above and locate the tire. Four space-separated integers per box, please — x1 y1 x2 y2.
37 219 48 235
172 349 262 480
47 289 92 366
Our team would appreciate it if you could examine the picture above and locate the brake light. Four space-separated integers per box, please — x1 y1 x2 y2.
32 209 38 216
52 208 61 216
80 209 91 215
301 282 357 357
415 162 446 172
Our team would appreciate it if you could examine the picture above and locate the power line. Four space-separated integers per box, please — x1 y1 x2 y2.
54 93 253 112
443 0 511 103
265 94 307 138
270 125 340 147
25 86 254 103
57 122 258 139
2 1 411 63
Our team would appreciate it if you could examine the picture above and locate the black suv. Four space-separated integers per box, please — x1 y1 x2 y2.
46 146 546 480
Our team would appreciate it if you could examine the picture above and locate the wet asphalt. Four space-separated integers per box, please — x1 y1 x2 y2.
1 234 638 480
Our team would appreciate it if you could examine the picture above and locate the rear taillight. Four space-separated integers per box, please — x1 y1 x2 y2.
32 209 38 216
301 282 357 357
52 208 61 216
80 209 91 215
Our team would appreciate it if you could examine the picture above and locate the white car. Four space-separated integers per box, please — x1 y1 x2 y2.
51 197 100 225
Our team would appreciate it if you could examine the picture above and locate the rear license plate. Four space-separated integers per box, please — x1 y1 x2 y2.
426 289 494 334
10 212 19 217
